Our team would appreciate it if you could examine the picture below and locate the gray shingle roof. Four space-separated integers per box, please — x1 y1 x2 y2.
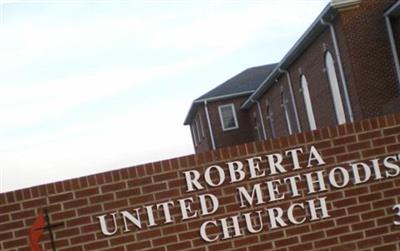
195 63 278 101
184 63 278 125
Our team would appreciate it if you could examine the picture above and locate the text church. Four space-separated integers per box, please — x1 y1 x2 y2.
1 0 400 250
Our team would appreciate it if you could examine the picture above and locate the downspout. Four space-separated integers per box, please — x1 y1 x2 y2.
321 18 354 122
385 14 400 88
253 98 267 140
279 69 301 132
204 101 216 150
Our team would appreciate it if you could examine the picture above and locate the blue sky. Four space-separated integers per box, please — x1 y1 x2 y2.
0 0 329 192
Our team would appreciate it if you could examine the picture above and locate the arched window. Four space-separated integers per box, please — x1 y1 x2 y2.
301 75 317 130
281 91 293 134
253 112 262 141
325 51 346 124
199 116 205 138
266 102 276 138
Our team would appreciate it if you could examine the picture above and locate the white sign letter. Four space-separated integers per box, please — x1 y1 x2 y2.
97 212 118 236
184 170 203 192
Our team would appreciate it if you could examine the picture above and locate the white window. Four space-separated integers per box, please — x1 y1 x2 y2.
325 51 346 124
281 91 293 134
266 102 276 138
301 75 317 130
218 104 239 131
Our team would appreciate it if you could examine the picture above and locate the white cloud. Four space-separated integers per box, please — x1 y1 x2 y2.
0 14 157 66
146 1 327 50
0 99 193 192
0 0 330 192
0 49 221 128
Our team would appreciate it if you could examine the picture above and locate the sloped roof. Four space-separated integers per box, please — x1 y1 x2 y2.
241 4 338 109
385 0 400 17
184 63 278 125
195 63 278 101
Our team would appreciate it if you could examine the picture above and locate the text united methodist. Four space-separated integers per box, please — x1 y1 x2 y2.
96 146 400 242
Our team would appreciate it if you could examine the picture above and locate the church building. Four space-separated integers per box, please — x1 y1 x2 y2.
2 0 400 250
185 0 400 153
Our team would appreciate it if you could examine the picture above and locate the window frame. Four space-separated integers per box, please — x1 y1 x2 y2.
325 51 346 125
218 103 239 131
300 75 317 130
253 112 262 141
191 124 198 146
265 102 276 138
199 115 205 138
281 91 293 135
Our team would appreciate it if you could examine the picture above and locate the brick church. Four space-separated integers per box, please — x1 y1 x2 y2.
2 0 400 250
185 0 400 153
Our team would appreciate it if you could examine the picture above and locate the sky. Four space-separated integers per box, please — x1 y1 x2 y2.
0 0 329 193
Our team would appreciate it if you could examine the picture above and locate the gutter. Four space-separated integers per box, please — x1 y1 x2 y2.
184 90 254 125
204 101 216 150
195 90 254 103
331 0 361 9
241 4 337 110
241 1 360 123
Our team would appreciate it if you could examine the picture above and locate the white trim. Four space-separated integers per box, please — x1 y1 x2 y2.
266 102 276 138
185 91 254 125
218 103 239 131
282 92 293 135
385 15 400 88
241 4 335 110
325 51 346 124
255 124 262 141
322 19 354 122
256 100 267 140
204 101 216 150
385 0 400 17
301 75 317 130
190 124 198 147
252 111 262 141
195 117 202 143
280 69 301 132
195 91 254 103
199 114 205 138
331 0 361 9
284 108 293 134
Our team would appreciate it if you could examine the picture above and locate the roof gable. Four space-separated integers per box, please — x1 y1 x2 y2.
184 63 277 125
195 63 278 101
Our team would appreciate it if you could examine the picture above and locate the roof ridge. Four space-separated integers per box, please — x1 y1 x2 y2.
184 62 278 125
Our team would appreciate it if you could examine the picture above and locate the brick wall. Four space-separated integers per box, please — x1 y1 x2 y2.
337 0 400 118
250 73 293 139
188 0 400 152
248 26 346 140
191 96 256 153
1 113 400 251
250 0 399 140
191 107 212 153
289 28 345 130
206 96 255 149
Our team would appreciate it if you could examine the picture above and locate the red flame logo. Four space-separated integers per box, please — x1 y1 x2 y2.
29 210 45 251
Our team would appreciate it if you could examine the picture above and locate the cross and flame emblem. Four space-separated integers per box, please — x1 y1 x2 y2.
29 208 63 251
